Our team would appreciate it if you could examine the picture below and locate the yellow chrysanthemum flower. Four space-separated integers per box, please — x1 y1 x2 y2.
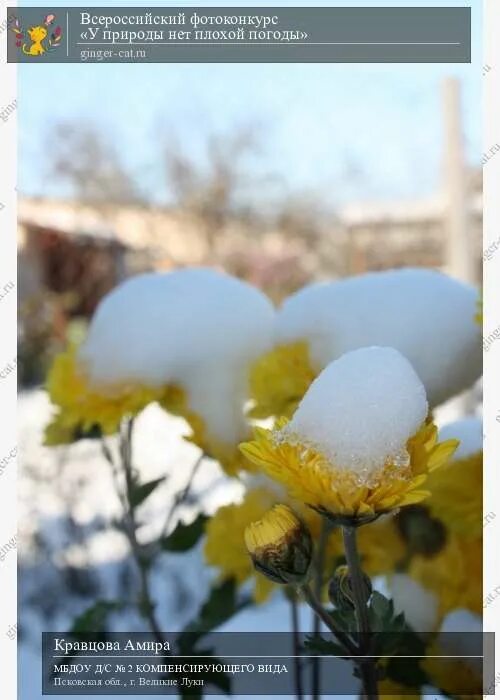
378 678 420 700
425 450 482 539
408 534 482 619
423 641 482 699
248 341 316 419
204 486 341 603
244 504 312 585
204 488 278 603
44 346 249 477
44 346 168 441
240 418 458 523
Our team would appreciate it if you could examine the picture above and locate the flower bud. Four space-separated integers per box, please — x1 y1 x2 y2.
328 564 372 610
244 504 312 585
395 505 447 558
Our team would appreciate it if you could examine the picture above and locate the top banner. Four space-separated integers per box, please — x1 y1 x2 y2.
7 6 471 63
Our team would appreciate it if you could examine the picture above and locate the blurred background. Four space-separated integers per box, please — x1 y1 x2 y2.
17 19 482 697
18 63 482 385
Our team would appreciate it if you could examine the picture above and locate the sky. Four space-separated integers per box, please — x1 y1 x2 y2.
18 0 482 208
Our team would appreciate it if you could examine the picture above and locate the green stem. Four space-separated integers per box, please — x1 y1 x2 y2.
300 583 357 655
342 526 378 700
342 526 370 635
312 520 329 699
289 591 304 700
120 418 166 646
161 452 204 537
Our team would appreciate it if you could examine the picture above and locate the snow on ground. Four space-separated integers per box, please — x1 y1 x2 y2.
17 388 380 699
19 389 243 553
18 389 245 700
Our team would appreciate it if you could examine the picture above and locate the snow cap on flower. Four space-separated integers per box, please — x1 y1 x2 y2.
79 268 274 445
276 268 481 408
241 346 458 522
282 346 428 476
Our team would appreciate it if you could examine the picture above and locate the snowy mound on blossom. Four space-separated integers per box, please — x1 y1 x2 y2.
80 268 275 443
276 268 481 407
282 346 428 475
391 574 438 633
439 417 482 460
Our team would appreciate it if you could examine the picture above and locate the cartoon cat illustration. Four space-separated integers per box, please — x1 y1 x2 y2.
22 25 48 55
15 14 59 56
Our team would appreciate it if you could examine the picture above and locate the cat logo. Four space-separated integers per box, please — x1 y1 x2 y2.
11 13 62 56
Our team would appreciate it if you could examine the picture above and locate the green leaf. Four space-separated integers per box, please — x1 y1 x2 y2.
129 477 166 508
369 596 427 658
304 634 348 657
370 591 393 619
330 606 357 634
174 577 249 696
70 600 124 635
204 665 231 694
181 579 249 642
160 514 208 552
185 578 237 633
51 602 124 680
392 612 407 631
385 656 429 688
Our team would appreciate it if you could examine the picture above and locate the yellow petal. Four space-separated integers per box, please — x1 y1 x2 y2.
428 439 459 470
397 490 431 507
